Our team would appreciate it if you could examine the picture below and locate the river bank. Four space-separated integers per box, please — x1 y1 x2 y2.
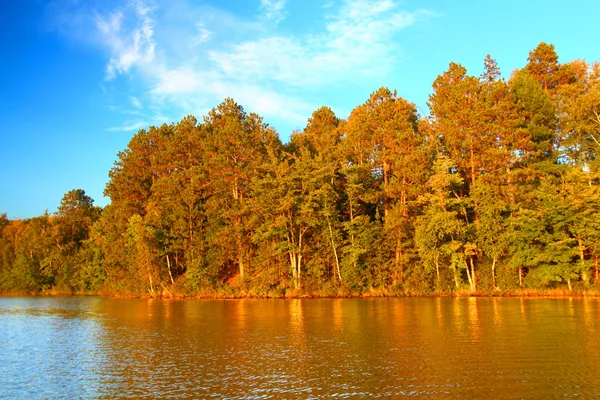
4 284 600 299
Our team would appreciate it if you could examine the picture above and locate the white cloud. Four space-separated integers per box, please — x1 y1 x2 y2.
151 67 208 95
95 0 156 79
47 0 436 135
207 0 433 89
149 67 312 126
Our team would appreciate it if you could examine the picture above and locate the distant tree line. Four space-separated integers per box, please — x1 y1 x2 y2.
2 43 600 296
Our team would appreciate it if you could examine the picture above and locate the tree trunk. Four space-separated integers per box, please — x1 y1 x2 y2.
288 252 302 290
464 260 474 292
237 229 245 281
519 265 523 288
232 179 239 200
491 256 497 289
166 254 174 285
451 264 460 289
327 218 342 283
394 238 402 284
144 245 154 296
296 228 306 290
435 256 441 290
234 179 245 281
238 250 245 282
297 254 302 290
469 256 476 292
148 274 154 296
578 239 589 286
188 210 194 265
382 160 390 218
289 253 297 282
348 191 356 270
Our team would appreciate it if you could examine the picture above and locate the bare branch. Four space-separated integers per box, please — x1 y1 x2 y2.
589 109 600 147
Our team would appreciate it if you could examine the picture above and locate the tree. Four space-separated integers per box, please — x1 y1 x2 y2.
471 181 509 289
143 117 210 286
125 214 160 295
254 148 320 290
56 189 100 247
478 56 527 203
105 125 174 217
415 155 468 291
42 189 100 291
429 63 492 191
560 61 600 175
203 98 281 282
289 107 345 286
525 42 562 92
0 215 52 293
341 88 426 287
290 106 341 156
510 70 559 172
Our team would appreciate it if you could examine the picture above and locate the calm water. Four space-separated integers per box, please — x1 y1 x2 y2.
1 297 599 399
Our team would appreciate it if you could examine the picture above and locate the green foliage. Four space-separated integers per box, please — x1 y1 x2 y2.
510 70 557 164
0 191 99 294
3 42 600 296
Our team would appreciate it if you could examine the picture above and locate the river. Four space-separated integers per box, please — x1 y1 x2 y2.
1 297 599 398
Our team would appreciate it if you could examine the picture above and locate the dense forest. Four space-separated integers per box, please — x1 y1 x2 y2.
2 43 600 297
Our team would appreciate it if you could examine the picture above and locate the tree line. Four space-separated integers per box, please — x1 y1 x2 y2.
2 42 600 297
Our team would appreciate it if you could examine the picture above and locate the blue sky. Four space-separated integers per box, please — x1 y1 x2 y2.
1 0 599 219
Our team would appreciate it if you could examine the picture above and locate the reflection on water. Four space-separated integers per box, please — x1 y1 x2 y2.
1 297 600 398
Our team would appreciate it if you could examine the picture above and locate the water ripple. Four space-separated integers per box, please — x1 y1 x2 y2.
1 297 600 398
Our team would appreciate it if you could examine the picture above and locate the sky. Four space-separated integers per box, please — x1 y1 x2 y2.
1 0 599 219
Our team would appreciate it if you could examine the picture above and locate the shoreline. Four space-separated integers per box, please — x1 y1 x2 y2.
3 288 600 300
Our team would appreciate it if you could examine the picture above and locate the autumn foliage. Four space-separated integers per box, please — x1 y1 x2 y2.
2 43 600 297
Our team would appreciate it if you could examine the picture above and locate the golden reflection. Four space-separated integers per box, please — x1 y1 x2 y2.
289 299 305 346
389 299 405 331
452 297 463 325
467 297 481 341
520 297 527 323
450 298 469 343
582 297 594 330
332 299 344 334
435 297 444 328
162 300 173 319
568 297 575 317
492 297 502 326
146 298 154 319
233 299 249 331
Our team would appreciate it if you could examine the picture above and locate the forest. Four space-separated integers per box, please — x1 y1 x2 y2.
2 42 600 297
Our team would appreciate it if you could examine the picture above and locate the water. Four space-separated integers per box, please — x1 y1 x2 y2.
1 297 599 398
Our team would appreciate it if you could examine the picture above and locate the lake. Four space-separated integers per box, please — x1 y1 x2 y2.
1 297 599 398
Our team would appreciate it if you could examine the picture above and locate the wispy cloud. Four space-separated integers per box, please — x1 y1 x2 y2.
259 0 287 26
190 22 211 46
207 0 434 89
106 119 150 132
105 99 170 132
94 0 156 79
47 0 437 134
130 96 143 109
